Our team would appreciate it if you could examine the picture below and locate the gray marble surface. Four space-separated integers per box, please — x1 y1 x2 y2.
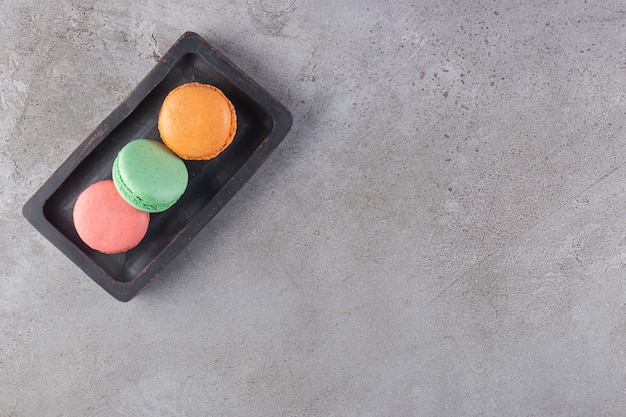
3 0 626 415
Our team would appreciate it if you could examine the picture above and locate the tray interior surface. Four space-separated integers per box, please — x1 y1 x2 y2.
42 51 274 283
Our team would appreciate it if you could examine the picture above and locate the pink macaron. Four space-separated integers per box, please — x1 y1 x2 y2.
73 180 150 254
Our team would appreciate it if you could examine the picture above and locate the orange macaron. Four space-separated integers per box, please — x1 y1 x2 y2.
158 82 237 160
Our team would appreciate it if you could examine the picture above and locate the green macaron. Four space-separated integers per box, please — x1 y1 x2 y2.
113 139 188 213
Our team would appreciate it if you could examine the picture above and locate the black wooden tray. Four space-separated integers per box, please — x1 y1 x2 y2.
22 32 292 301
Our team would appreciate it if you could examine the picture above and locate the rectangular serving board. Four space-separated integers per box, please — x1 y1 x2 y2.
23 32 292 301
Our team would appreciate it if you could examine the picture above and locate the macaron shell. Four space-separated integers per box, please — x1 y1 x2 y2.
158 82 237 160
73 180 150 254
113 139 189 213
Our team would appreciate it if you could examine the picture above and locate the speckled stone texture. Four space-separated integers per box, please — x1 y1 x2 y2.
3 0 626 415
